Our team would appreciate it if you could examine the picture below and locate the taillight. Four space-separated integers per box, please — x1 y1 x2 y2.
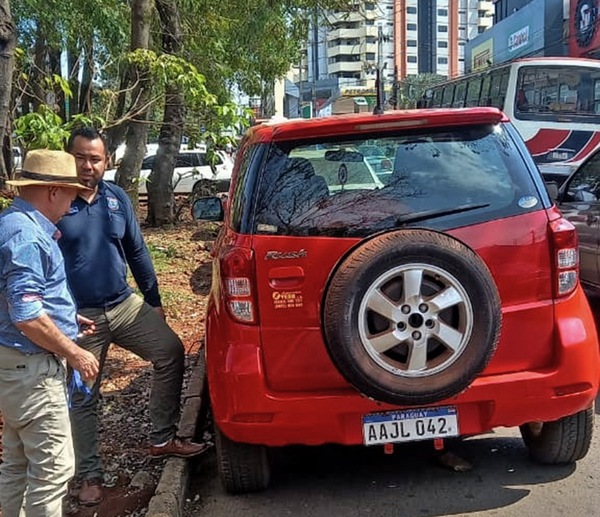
549 218 579 297
221 246 258 324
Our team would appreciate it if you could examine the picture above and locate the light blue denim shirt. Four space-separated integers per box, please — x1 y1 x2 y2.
0 197 79 354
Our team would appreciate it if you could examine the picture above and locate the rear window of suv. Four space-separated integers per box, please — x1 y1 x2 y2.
252 123 541 237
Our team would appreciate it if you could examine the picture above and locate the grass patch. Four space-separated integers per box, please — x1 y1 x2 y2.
146 243 178 272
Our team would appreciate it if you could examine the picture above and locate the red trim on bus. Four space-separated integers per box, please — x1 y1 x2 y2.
526 129 571 155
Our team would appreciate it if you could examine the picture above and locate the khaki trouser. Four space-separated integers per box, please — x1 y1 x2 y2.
70 293 185 480
0 346 74 517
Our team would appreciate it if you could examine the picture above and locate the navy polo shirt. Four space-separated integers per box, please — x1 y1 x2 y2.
57 181 161 309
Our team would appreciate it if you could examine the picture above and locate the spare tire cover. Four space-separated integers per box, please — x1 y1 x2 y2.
322 229 502 406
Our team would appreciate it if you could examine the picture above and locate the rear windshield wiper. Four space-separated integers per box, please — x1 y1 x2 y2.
395 203 491 225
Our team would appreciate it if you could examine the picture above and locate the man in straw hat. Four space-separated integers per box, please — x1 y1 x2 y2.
0 149 100 516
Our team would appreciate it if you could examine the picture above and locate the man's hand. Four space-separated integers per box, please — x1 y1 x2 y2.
68 348 99 383
77 314 96 337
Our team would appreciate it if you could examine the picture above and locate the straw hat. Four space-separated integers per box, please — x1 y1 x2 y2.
7 149 90 191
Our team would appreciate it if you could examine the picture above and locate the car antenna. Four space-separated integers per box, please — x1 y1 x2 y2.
373 66 383 115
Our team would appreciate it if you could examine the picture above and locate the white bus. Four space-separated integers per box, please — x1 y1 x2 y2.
424 57 600 182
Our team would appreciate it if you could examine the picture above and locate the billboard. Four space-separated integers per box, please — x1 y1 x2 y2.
472 39 494 71
465 0 549 71
569 0 600 56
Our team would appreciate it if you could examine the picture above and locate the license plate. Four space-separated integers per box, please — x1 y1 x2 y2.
548 150 572 161
362 406 459 445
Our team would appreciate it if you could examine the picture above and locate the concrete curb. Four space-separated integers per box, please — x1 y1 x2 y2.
146 353 206 517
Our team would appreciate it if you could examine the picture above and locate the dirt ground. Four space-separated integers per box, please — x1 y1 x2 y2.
0 211 219 517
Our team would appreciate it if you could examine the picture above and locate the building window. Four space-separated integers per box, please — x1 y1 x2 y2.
407 6 417 14
407 56 418 63
407 23 417 31
438 41 448 48
365 20 375 25
438 57 448 64
407 40 418 47
438 8 448 16
365 2 375 10
438 25 448 33
366 52 376 60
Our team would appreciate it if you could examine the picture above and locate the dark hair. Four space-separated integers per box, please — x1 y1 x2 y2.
67 126 108 156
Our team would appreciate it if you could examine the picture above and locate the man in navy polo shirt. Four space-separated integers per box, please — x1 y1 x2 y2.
58 127 206 507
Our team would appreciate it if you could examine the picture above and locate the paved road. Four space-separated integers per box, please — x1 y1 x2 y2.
184 295 600 516
184 398 600 517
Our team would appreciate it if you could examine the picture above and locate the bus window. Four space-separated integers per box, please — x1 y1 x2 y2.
465 78 482 107
480 75 492 106
431 88 443 107
594 79 600 113
452 81 467 107
514 66 600 117
489 70 508 109
441 85 454 107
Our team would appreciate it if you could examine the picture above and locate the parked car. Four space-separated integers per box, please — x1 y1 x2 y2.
356 143 394 182
12 146 22 171
553 149 600 291
538 161 574 188
104 148 233 195
193 108 600 494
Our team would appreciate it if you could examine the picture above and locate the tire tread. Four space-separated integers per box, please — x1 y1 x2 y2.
215 426 271 494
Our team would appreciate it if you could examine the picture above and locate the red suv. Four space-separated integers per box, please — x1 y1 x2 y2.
193 108 600 494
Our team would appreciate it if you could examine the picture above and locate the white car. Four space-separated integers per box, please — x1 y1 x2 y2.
105 149 234 195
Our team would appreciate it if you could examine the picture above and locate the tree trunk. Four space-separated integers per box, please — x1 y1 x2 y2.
31 33 47 111
105 65 130 161
67 47 80 118
115 0 153 210
147 0 185 227
0 0 16 185
49 48 66 120
78 37 94 115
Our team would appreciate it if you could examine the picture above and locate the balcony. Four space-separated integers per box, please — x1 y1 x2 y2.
327 42 377 57
328 62 364 74
327 26 378 41
327 11 366 24
478 16 493 30
477 0 493 11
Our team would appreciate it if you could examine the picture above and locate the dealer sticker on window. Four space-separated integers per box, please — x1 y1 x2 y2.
362 406 459 446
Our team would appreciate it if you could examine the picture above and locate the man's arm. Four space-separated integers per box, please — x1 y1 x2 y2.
113 186 162 307
15 314 99 381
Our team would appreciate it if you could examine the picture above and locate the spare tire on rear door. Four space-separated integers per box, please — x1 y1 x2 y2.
322 229 502 406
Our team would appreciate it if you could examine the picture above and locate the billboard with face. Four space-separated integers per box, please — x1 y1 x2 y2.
570 0 600 56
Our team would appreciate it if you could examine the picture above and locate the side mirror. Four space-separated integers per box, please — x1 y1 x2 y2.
545 181 559 201
192 197 224 221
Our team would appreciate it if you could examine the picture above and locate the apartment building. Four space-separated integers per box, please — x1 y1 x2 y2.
309 0 494 84
394 0 494 78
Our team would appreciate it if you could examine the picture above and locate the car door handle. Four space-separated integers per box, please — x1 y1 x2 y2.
268 267 305 288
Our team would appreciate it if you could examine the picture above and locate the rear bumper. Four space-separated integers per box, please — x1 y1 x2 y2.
207 292 600 447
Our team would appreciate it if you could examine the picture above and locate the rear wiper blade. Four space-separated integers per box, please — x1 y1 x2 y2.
395 203 490 225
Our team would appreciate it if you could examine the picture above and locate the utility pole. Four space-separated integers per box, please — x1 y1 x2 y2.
311 7 319 118
373 24 385 114
391 65 399 110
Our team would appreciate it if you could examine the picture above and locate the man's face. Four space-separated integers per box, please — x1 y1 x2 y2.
49 186 79 223
70 136 108 189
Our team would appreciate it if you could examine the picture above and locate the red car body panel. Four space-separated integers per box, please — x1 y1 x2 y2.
206 210 600 446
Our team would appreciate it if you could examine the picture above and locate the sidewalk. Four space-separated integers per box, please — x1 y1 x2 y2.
146 353 208 516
